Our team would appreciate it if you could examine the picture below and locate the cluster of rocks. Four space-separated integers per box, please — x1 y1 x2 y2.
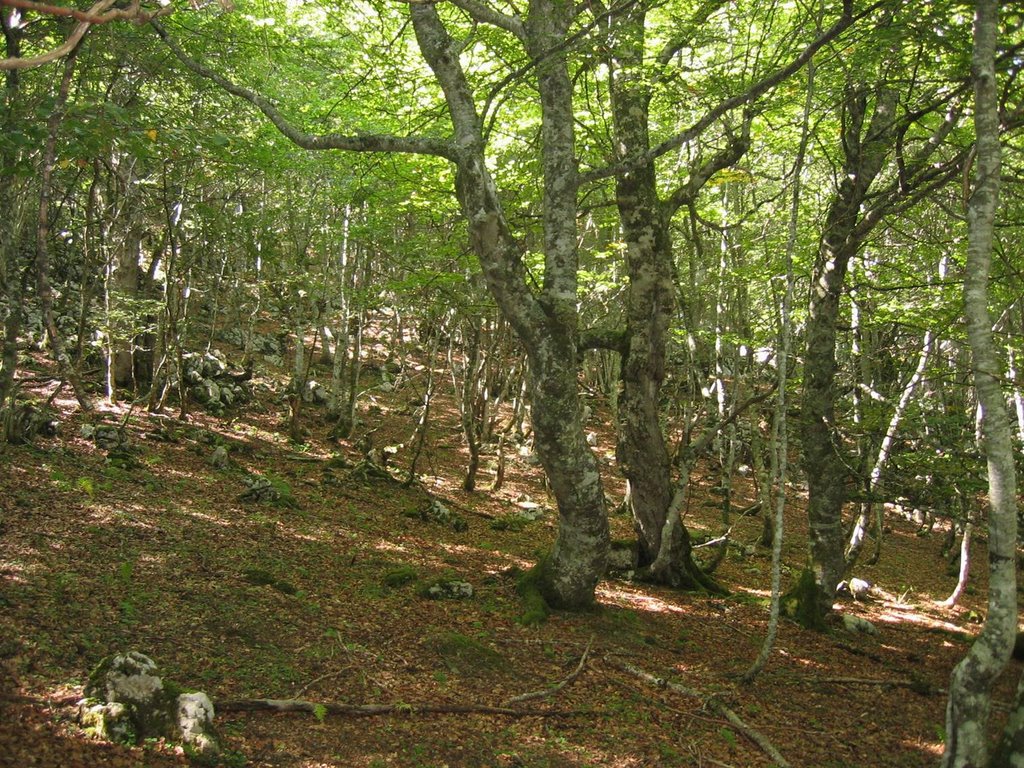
77 652 219 763
79 422 141 468
422 580 474 600
181 352 251 414
303 379 329 405
217 326 285 366
606 540 640 576
404 498 468 532
1 401 58 444
80 423 128 452
237 474 280 503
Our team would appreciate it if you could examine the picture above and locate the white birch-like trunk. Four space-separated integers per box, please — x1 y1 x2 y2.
743 38 816 680
845 329 932 565
941 2 1017 764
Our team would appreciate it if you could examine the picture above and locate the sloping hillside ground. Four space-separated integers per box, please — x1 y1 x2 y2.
1 338 1020 768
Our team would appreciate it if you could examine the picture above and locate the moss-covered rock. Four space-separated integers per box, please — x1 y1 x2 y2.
78 651 220 763
516 560 551 626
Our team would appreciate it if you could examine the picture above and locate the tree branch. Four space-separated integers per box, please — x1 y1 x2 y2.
0 0 116 70
447 0 524 40
152 21 460 161
581 0 888 184
605 656 791 768
578 326 627 355
503 636 593 706
663 115 752 217
0 0 171 25
214 698 598 718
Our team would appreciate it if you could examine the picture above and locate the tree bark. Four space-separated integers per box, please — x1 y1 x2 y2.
796 84 896 624
411 0 608 607
942 1 1018 764
604 2 747 588
0 11 25 413
606 2 678 578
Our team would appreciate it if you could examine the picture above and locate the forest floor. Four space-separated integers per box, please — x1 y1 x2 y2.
1 340 1021 768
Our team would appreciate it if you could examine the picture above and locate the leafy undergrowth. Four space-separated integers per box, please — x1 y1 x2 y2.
1 353 1021 767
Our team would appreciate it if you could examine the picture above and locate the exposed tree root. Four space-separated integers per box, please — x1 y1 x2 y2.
502 636 592 706
604 656 791 768
214 699 596 718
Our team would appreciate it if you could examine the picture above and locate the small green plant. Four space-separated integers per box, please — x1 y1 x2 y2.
382 565 419 588
718 727 738 748
75 476 95 496
311 703 327 724
119 598 138 624
324 627 342 642
490 514 530 532
51 572 77 602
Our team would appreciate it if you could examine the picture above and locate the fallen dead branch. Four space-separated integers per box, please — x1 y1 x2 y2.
503 636 593 706
789 675 940 694
604 656 791 768
215 698 599 719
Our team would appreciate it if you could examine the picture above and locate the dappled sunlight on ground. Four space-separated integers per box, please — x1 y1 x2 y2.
1 346 1009 768
597 584 688 614
373 539 409 554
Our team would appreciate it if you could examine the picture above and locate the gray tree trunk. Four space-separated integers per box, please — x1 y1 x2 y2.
411 0 608 607
35 43 93 412
604 2 745 589
796 84 895 624
942 1 1018 764
0 12 26 414
606 3 680 580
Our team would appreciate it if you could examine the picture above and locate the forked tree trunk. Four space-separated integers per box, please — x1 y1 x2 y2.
411 1 609 607
796 83 896 625
604 1 745 589
942 2 1018 764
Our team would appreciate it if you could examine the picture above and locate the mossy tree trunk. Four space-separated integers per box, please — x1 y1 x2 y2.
797 83 896 626
602 0 747 590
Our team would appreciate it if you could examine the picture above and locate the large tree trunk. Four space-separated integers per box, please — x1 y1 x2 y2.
942 2 1018 764
411 1 608 608
0 12 26 414
607 9 677 577
796 84 895 625
605 2 744 589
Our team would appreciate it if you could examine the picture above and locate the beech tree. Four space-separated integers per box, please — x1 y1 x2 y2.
157 0 613 607
789 6 985 624
942 0 1018 764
